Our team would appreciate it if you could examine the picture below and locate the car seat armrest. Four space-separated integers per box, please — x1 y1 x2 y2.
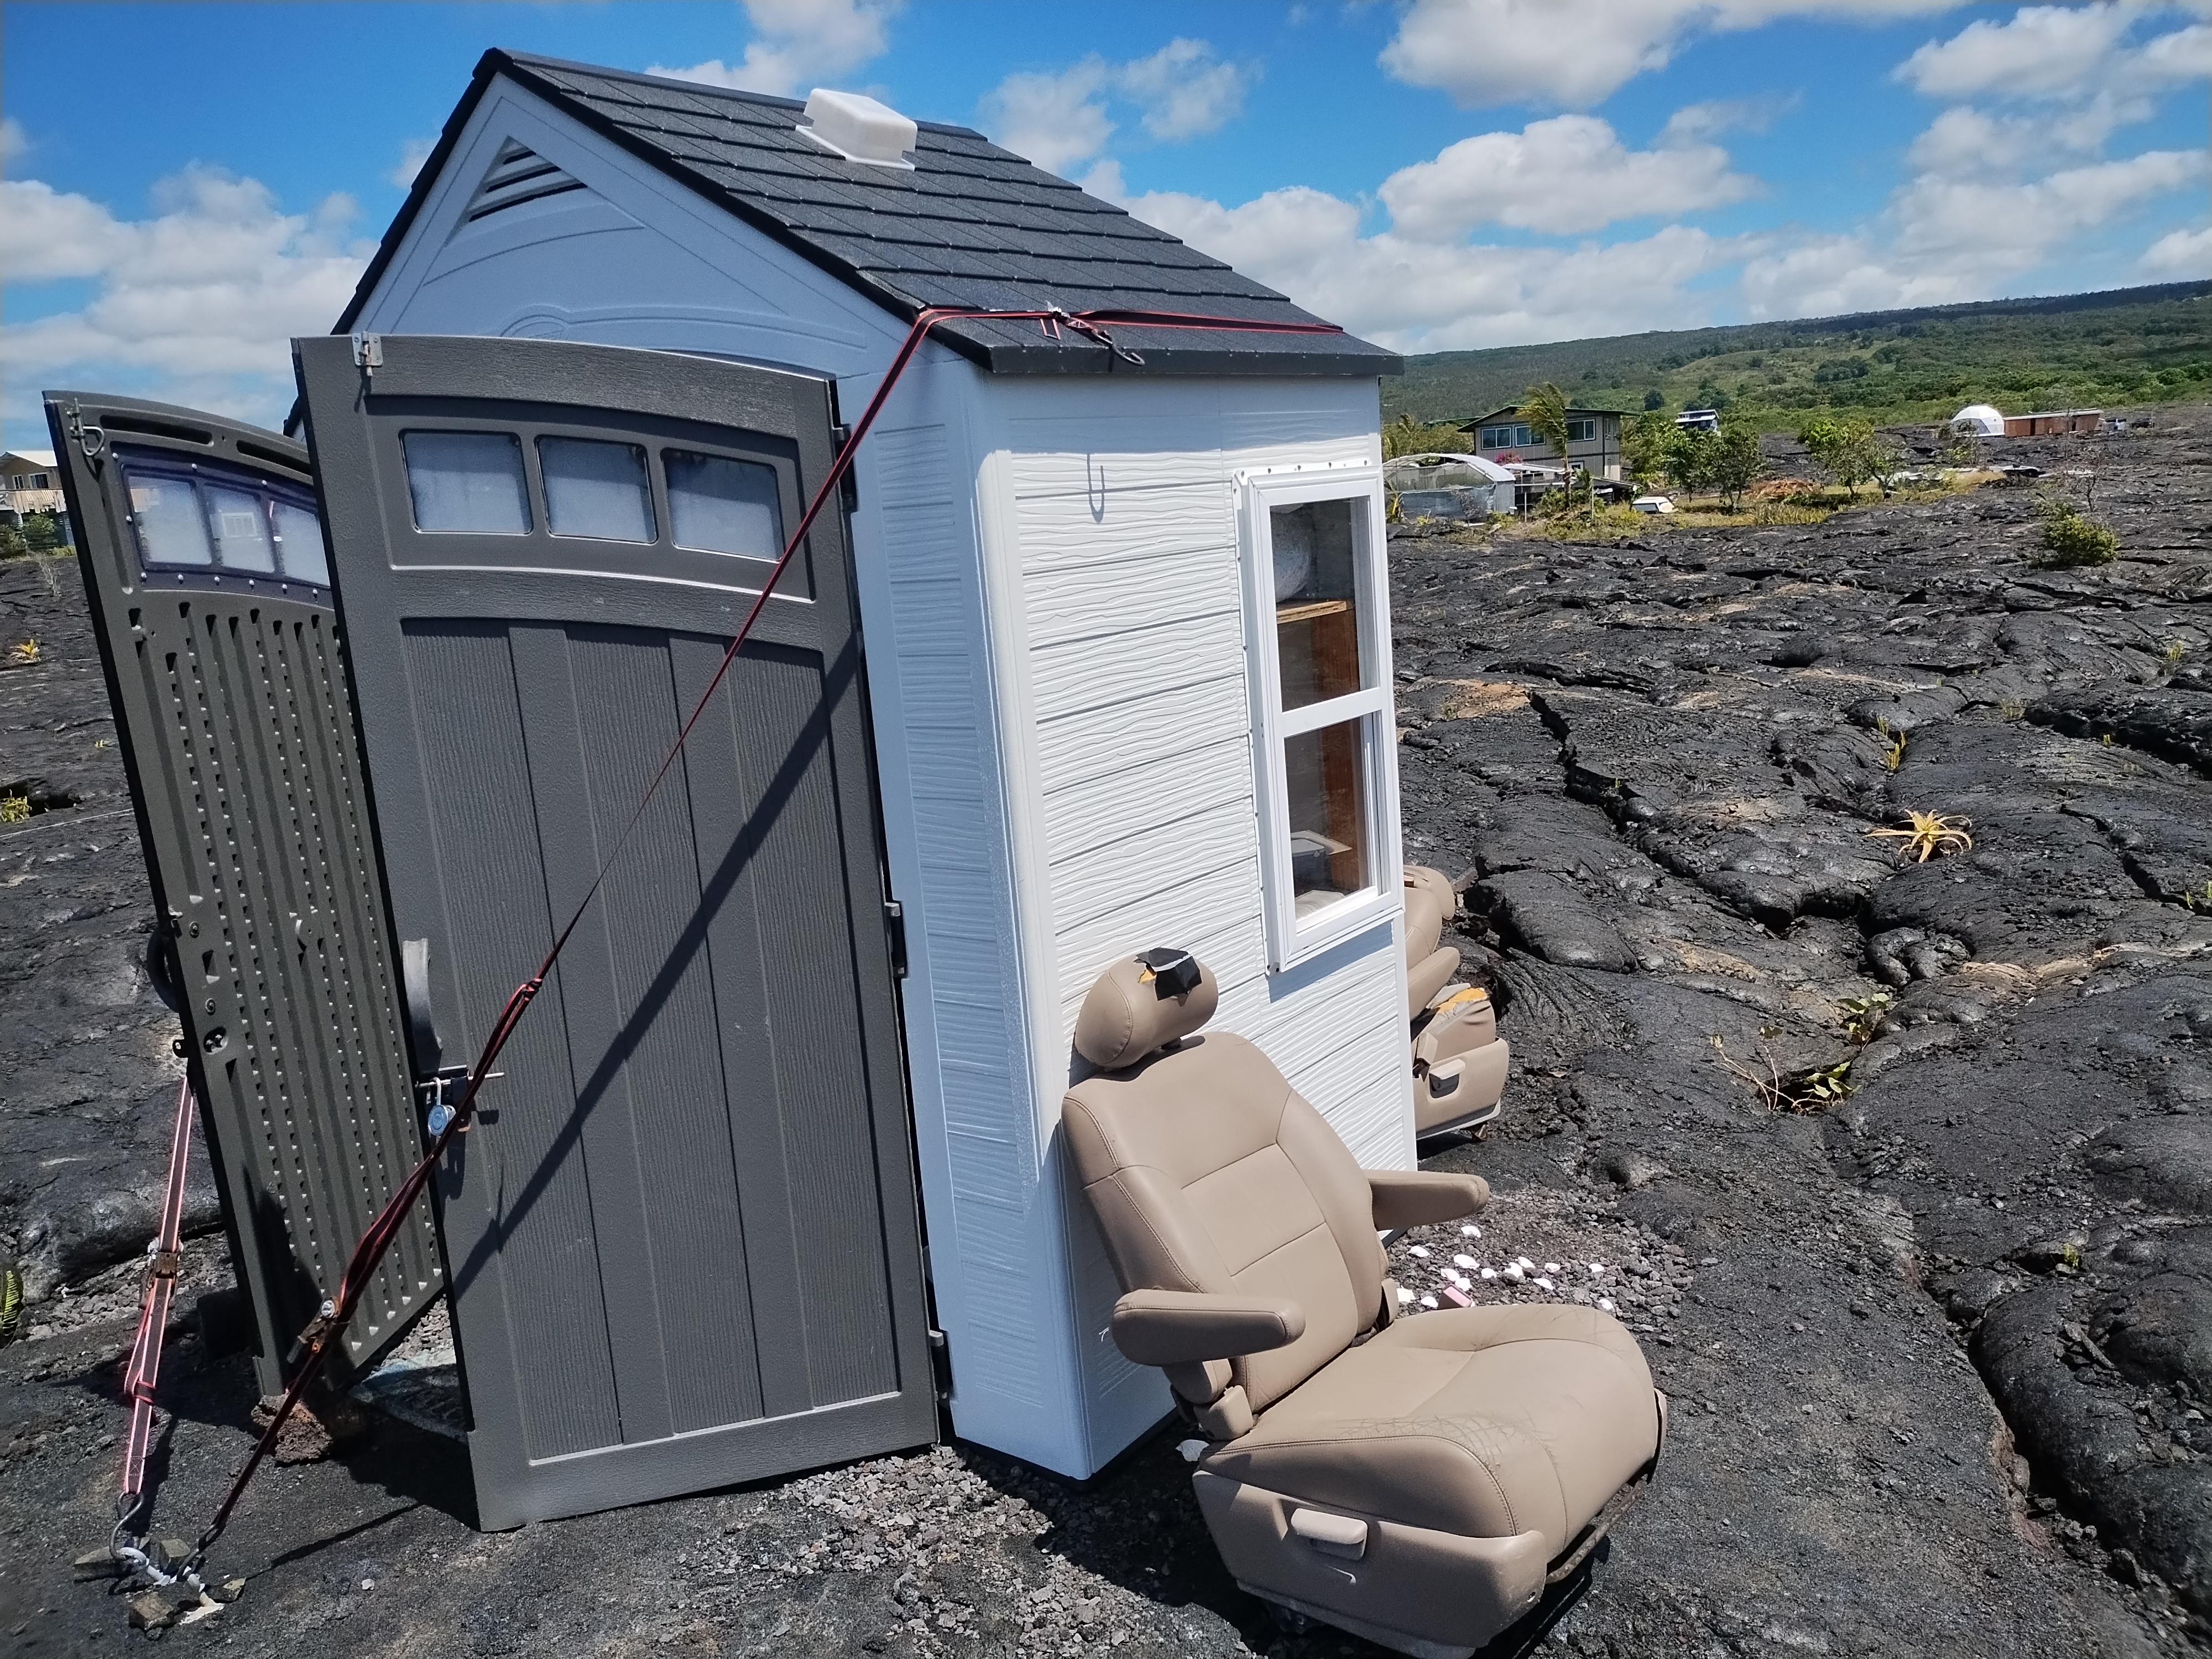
1110 1290 1306 1366
1368 1169 1490 1229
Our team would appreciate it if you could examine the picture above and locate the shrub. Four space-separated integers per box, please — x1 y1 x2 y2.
2034 501 2119 567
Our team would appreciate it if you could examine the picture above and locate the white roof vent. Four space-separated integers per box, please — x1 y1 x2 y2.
797 88 916 169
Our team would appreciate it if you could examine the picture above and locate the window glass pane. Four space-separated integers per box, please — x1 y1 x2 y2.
402 431 531 534
271 500 329 586
1285 717 1369 917
126 472 213 567
205 485 275 573
539 437 654 543
666 451 782 558
1271 498 1365 711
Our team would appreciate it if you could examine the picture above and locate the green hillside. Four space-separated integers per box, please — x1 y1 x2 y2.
1384 280 2212 434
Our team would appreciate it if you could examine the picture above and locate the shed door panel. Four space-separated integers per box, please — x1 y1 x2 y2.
42 394 439 1391
293 335 932 1527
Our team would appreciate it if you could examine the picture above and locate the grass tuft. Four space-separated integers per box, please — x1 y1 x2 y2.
1865 810 1974 863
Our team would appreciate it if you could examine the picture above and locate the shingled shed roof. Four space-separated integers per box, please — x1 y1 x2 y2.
340 50 1400 379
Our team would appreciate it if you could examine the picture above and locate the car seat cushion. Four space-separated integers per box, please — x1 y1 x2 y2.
1201 1303 1659 1553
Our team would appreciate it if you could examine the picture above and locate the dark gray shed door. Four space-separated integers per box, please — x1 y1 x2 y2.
293 335 934 1528
43 393 441 1393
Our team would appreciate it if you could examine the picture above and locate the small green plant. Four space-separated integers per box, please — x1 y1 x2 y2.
1874 717 1907 773
0 794 29 825
1999 700 2027 719
2180 879 2212 911
2163 640 2188 668
6 639 38 666
1712 1037 1856 1114
2033 499 2119 568
1793 1061 1856 1109
1839 992 1893 1044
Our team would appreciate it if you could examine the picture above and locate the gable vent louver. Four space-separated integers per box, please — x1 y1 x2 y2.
465 139 588 221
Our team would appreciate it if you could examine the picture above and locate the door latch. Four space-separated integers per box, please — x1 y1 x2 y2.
350 332 384 380
64 404 106 466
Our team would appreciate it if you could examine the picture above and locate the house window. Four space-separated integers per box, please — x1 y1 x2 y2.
1564 418 1598 444
1479 423 1534 450
1240 465 1399 969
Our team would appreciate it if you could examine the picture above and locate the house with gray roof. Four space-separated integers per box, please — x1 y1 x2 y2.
338 50 1418 1498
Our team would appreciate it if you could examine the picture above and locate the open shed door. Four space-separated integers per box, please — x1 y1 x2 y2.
293 335 935 1527
43 393 441 1392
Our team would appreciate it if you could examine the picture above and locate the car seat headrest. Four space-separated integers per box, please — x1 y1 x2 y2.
1073 948 1219 1070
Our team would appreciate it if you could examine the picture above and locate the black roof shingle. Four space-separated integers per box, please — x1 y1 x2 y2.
338 50 1399 378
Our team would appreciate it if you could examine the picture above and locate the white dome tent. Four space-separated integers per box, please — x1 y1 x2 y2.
1949 403 2004 437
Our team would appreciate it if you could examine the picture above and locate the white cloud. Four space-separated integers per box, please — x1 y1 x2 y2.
1897 4 2212 102
1381 0 1960 108
1903 92 2155 176
1658 93 1796 145
979 60 1117 174
0 167 372 433
2141 223 2212 274
1121 179 1752 352
389 136 435 189
1743 145 2208 317
1 117 27 168
1379 113 1759 239
648 0 900 98
1118 39 1248 142
977 40 1250 175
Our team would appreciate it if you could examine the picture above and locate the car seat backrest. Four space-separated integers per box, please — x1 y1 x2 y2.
1062 954 1387 1411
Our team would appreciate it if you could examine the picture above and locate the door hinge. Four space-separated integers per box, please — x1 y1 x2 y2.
884 899 907 979
833 424 858 510
350 332 384 379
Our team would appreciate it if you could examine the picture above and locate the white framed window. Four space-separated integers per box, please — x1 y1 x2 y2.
1238 462 1400 971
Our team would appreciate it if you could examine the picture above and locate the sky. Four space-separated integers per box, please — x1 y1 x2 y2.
2 0 2209 451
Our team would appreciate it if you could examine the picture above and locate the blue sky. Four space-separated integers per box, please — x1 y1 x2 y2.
3 1 2208 450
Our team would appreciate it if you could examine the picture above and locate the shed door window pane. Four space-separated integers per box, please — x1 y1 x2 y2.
206 486 276 572
1285 718 1369 915
403 431 531 534
666 451 782 558
539 437 654 543
126 473 214 568
1271 499 1364 712
272 500 329 586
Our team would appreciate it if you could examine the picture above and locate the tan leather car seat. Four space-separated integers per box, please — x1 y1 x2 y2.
1063 952 1664 1658
1402 867 1509 1139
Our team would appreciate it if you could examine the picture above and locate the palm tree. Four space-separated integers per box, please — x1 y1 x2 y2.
1521 381 1573 512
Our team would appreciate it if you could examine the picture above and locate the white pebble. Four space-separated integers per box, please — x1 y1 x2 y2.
1543 1262 1561 1275
1419 1295 1438 1308
1501 1264 1525 1283
1516 1256 1537 1272
1535 1275 1556 1291
1479 1267 1497 1280
1453 1254 1478 1270
1588 1262 1606 1276
1408 1245 1431 1259
1177 1438 1209 1463
1461 1224 1481 1238
1598 1297 1616 1312
1396 1286 1415 1305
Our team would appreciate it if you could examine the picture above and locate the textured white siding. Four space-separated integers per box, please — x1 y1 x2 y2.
977 377 1412 1472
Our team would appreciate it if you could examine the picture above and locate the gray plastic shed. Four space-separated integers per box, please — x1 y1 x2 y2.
54 48 1420 1527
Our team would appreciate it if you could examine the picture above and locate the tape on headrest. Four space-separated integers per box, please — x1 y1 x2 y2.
1073 950 1220 1070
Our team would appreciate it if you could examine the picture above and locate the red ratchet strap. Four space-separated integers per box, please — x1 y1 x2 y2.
107 1076 197 1575
170 302 1344 1576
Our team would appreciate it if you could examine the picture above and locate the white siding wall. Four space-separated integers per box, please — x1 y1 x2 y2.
973 378 1415 1472
349 83 1411 1481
